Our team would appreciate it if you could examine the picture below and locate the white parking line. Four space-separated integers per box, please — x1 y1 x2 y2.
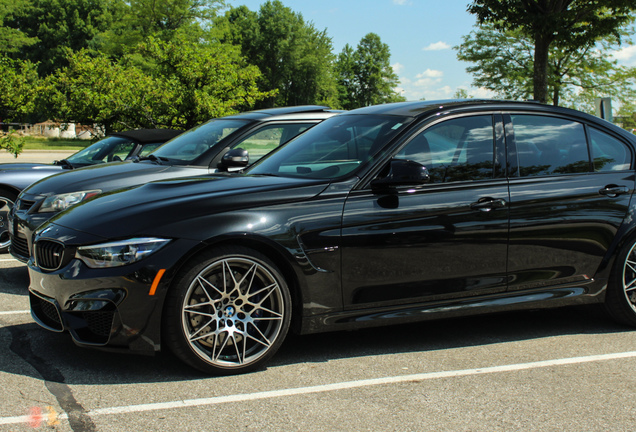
2 350 636 426
0 259 19 262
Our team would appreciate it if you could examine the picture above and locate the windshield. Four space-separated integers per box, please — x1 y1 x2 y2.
65 136 137 166
151 119 250 162
247 114 411 179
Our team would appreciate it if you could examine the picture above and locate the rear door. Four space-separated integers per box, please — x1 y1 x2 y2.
505 113 634 291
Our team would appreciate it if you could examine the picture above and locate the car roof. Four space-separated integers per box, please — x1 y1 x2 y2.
344 99 634 139
109 129 183 144
223 105 341 121
345 99 592 120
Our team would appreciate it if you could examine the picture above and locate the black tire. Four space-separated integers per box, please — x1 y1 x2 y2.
163 246 292 374
0 190 17 253
605 237 636 327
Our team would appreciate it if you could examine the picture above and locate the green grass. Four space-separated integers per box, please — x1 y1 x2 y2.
21 136 90 151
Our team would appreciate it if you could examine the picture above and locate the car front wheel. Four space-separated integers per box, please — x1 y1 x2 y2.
605 237 636 327
163 246 292 374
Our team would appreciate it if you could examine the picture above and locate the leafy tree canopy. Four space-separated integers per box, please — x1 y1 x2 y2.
4 0 120 75
457 23 636 110
0 56 44 122
0 0 38 54
467 0 636 103
214 0 338 108
335 33 405 110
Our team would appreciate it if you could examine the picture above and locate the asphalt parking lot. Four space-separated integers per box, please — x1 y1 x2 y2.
1 252 636 431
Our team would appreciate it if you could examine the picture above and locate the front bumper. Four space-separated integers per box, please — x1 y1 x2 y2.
29 259 166 354
28 225 200 355
9 192 54 262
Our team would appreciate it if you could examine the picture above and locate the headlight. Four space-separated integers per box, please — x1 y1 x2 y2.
39 190 101 213
75 238 170 268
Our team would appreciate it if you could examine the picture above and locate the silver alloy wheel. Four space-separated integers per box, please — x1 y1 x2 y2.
622 241 636 312
181 256 286 369
0 196 14 252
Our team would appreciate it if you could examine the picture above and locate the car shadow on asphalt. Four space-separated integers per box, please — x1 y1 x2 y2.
271 304 631 367
0 304 631 385
0 264 29 295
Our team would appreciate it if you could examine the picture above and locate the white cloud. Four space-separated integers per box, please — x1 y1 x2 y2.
416 69 444 79
612 45 636 66
423 41 451 51
470 87 496 99
392 0 409 5
392 62 404 74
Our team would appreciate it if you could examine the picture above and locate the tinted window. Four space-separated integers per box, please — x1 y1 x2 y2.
398 115 494 183
512 115 589 176
588 127 631 172
138 142 163 157
152 119 248 161
248 114 410 179
235 123 313 163
66 136 136 165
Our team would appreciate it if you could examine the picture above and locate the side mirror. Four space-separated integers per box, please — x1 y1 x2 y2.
371 159 430 190
218 148 249 172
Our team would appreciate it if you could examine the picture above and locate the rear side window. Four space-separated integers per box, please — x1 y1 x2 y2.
588 127 631 172
511 115 589 176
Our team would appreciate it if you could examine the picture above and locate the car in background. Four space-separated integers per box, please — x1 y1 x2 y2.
10 105 341 261
26 100 636 374
0 129 182 252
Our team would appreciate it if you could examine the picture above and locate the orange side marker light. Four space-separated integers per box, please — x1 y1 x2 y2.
149 269 166 296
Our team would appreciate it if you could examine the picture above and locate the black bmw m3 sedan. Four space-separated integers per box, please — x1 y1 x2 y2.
26 100 636 374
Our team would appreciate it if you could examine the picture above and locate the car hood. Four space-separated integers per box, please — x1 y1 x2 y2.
47 174 331 239
23 161 209 196
0 163 63 173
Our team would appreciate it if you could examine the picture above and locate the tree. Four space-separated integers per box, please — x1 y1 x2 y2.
467 0 636 103
0 56 44 122
0 132 24 157
214 1 338 108
50 50 160 134
138 37 274 128
51 40 272 132
0 0 38 55
3 0 120 75
96 0 224 58
335 33 405 110
456 24 636 108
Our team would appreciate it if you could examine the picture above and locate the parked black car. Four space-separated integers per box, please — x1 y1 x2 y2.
10 106 340 262
27 100 636 374
0 129 181 252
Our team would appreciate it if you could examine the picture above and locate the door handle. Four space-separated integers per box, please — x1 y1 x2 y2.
470 198 507 212
599 185 629 197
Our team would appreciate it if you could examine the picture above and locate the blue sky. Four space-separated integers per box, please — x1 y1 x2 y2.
232 0 636 102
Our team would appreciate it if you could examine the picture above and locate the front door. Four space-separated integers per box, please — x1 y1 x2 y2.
341 114 510 309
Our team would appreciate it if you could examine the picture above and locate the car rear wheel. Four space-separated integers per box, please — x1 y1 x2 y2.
0 190 17 253
605 238 636 327
163 246 291 374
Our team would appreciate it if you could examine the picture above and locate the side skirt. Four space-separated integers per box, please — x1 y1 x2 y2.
299 281 607 335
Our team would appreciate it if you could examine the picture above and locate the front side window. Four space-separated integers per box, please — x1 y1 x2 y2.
512 115 589 176
398 115 495 183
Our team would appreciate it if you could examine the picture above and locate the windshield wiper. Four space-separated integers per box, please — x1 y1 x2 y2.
54 159 74 169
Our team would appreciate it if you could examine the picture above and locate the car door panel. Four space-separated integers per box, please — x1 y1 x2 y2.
341 181 510 308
